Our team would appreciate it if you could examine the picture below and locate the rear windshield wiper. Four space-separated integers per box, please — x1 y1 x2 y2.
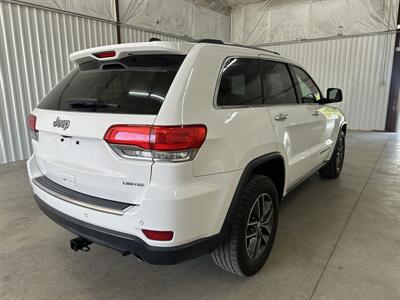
67 98 120 108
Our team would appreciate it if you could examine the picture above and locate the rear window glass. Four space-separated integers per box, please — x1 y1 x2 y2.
37 55 185 114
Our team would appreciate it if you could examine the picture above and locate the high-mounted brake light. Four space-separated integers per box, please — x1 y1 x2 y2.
93 51 116 58
104 125 207 161
142 229 174 241
27 114 38 141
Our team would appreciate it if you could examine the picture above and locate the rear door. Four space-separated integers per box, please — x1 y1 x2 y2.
260 60 319 187
33 54 185 204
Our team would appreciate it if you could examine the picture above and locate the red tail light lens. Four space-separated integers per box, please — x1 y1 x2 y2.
104 126 152 149
28 114 39 141
104 125 207 161
104 125 207 151
93 51 116 58
151 125 207 151
142 229 174 241
28 114 37 131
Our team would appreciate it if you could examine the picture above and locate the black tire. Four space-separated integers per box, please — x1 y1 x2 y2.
319 131 345 179
211 175 279 276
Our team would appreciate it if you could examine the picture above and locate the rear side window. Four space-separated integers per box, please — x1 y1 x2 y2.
216 58 263 107
38 55 185 114
260 60 297 105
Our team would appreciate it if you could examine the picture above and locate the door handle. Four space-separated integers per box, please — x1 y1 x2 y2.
274 113 288 121
312 109 320 116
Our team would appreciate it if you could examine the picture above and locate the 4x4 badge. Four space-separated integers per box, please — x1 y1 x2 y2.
53 117 70 130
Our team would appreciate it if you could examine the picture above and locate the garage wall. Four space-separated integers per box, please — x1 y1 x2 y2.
118 0 231 42
263 32 397 131
0 1 116 164
232 0 398 44
235 0 399 131
120 24 191 43
13 0 116 20
18 0 232 41
0 0 228 165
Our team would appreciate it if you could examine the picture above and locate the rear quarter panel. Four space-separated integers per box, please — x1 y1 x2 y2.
156 44 277 176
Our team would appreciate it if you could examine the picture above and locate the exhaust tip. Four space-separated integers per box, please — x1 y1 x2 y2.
133 253 144 262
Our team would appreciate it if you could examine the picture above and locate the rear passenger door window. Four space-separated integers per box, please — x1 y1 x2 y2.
260 60 297 105
292 66 322 103
216 58 263 107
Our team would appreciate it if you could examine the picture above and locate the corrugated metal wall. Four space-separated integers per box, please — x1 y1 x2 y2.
0 1 194 165
120 24 192 43
263 32 397 131
0 0 117 164
0 1 397 164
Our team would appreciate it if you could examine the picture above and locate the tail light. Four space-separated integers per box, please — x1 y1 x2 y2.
142 229 174 241
28 114 38 141
104 125 207 161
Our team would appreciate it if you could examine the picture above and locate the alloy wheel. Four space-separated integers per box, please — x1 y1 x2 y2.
336 136 345 172
246 193 274 260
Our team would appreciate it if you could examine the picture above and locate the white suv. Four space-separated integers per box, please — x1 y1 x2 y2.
27 40 346 276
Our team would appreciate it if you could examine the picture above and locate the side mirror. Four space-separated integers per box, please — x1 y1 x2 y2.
324 88 343 103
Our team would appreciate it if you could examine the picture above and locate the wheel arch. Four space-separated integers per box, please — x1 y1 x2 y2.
325 121 347 164
220 152 285 234
341 122 347 135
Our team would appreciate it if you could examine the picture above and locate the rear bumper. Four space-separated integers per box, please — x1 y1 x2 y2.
35 194 223 264
27 152 242 263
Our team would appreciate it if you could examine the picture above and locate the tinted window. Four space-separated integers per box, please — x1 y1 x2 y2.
260 60 297 105
38 55 185 114
292 66 321 103
217 58 263 107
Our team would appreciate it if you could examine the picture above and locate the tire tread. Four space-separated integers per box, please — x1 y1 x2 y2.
320 131 345 179
211 175 273 276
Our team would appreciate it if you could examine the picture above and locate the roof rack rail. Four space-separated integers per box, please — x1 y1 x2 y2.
195 39 280 55
196 39 224 44
227 42 280 55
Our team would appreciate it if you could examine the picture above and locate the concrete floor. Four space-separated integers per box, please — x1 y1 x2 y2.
0 131 399 300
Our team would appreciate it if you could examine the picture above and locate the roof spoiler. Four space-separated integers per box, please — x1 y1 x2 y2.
69 41 190 65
